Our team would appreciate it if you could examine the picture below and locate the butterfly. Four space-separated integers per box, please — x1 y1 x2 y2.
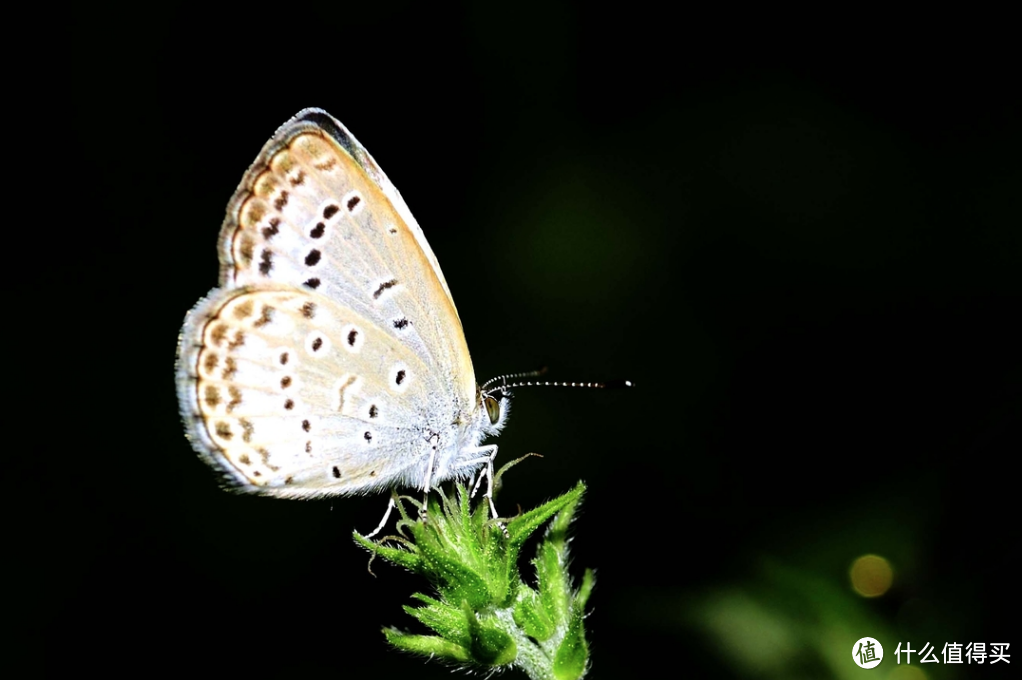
175 109 511 529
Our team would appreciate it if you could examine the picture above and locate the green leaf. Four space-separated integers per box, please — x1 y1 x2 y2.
402 594 470 647
553 601 590 680
351 531 421 572
383 628 469 663
535 540 570 625
576 568 596 609
463 600 517 666
513 585 557 642
505 482 585 589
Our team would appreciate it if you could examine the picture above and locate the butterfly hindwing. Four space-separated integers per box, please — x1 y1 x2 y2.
178 286 448 497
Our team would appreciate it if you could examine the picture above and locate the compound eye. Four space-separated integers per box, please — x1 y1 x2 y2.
484 396 501 425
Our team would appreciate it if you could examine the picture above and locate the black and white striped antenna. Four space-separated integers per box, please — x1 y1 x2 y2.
481 367 633 394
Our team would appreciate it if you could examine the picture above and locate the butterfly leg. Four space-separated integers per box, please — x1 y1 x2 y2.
470 469 486 497
418 442 440 523
365 494 397 539
458 445 501 522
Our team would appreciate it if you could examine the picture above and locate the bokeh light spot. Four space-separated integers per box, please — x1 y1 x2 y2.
850 554 893 597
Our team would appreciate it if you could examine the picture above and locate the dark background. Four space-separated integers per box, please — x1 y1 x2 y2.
50 4 1018 678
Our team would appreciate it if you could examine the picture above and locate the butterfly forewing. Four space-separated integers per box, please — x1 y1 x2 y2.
218 111 474 400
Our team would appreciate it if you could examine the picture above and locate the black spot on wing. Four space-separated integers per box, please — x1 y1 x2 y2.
274 191 289 210
373 279 398 299
262 217 281 240
259 250 273 275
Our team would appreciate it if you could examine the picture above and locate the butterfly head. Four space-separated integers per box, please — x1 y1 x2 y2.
477 385 510 436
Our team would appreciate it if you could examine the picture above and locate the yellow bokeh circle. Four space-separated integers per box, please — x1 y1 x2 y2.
850 554 893 597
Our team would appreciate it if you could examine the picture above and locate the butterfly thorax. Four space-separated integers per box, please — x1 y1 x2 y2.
423 390 508 488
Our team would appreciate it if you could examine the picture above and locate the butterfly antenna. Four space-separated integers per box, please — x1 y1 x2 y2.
482 367 633 394
481 367 549 391
498 379 633 391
